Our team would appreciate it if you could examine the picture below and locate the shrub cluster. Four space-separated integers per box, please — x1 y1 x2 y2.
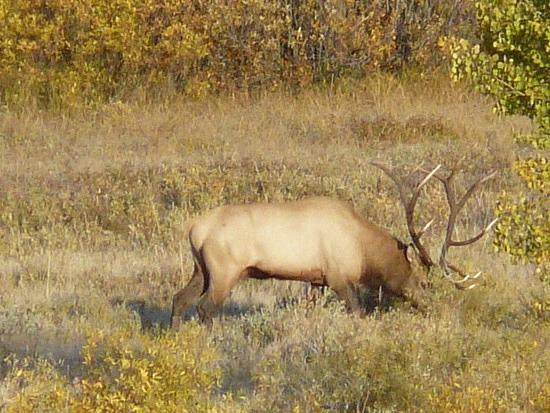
2 324 224 412
0 0 473 108
444 0 549 270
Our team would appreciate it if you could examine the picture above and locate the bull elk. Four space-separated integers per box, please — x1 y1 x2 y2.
171 164 496 328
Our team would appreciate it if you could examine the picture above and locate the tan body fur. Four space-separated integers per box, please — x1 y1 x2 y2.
171 197 427 328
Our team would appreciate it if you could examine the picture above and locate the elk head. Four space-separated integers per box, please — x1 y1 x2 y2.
372 162 497 290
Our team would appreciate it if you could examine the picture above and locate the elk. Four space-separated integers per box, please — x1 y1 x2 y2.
171 164 496 328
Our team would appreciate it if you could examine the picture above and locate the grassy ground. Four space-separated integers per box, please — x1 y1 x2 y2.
0 73 548 412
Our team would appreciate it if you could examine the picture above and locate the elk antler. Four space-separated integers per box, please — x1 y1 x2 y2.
428 170 498 290
372 162 441 269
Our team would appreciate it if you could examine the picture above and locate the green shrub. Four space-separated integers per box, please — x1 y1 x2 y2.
445 0 549 270
2 324 223 412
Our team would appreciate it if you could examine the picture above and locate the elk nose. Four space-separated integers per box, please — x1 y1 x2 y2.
419 280 430 290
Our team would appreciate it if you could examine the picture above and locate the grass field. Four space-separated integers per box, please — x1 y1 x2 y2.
0 73 548 412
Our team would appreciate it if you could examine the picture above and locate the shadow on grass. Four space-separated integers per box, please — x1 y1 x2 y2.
121 288 402 332
122 299 266 331
122 300 172 330
219 300 267 320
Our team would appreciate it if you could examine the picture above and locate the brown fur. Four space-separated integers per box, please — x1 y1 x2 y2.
171 197 428 328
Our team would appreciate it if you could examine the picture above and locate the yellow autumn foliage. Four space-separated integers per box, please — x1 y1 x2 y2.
0 0 473 109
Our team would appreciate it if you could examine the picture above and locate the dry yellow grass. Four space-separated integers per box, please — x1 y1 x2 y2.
0 73 547 412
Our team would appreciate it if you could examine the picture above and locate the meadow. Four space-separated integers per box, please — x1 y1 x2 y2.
0 73 548 411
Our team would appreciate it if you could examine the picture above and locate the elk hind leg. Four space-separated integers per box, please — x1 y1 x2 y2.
171 262 205 329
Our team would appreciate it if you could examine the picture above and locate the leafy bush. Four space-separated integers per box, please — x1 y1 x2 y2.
445 0 549 270
0 0 474 108
2 324 223 412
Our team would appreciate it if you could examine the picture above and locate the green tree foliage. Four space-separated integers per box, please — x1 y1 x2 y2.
0 0 473 108
447 0 549 270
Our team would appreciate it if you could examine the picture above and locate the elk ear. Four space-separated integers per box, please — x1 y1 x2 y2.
397 240 415 263
404 244 417 264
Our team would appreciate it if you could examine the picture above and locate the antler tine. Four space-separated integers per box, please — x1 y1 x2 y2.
447 217 498 247
443 270 482 290
417 165 442 191
443 260 483 289
417 218 434 239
